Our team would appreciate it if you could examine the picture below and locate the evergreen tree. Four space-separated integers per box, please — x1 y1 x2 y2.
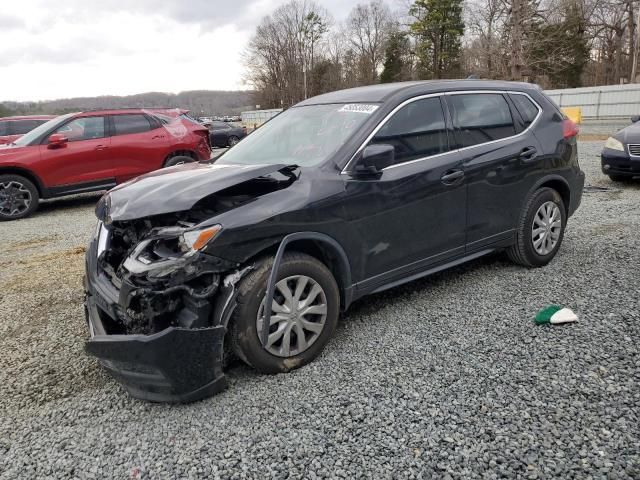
380 32 410 83
409 0 464 79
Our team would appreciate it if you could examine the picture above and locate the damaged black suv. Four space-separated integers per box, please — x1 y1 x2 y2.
84 80 585 402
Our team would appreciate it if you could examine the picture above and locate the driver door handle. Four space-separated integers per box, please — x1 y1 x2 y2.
441 169 465 185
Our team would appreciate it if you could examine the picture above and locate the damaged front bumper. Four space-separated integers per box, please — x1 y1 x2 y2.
84 226 244 403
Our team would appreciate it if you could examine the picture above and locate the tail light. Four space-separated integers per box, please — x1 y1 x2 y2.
562 118 579 139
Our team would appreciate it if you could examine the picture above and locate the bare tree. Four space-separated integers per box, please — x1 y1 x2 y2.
345 0 393 83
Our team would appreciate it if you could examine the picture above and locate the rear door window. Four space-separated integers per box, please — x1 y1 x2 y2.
369 96 450 166
113 114 153 136
447 93 516 148
510 94 540 127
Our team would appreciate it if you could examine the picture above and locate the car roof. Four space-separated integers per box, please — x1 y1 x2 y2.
0 115 56 121
74 108 188 117
296 80 541 106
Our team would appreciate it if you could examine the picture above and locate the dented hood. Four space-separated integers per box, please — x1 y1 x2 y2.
100 162 289 222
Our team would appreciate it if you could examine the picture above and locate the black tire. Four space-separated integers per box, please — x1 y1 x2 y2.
163 155 194 168
507 187 566 268
227 136 240 147
608 174 629 182
0 174 39 221
230 252 340 374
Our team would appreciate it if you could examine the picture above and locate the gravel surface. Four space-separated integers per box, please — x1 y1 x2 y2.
1 141 639 479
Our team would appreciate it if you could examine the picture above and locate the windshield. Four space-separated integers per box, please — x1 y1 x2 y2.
217 103 379 167
13 113 75 146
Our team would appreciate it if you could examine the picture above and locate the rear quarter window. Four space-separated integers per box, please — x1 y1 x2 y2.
510 94 540 127
0 121 7 136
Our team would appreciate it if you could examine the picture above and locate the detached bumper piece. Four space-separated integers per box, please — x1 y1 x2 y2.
86 297 227 402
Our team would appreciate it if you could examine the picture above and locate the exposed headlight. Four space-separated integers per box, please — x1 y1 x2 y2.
126 224 223 269
180 225 222 252
604 137 624 151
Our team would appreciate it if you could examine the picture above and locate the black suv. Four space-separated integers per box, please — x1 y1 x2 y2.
84 80 585 402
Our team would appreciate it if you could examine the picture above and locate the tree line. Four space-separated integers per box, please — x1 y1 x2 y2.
245 0 639 109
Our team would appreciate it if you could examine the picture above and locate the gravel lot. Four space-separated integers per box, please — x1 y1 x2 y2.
1 140 639 479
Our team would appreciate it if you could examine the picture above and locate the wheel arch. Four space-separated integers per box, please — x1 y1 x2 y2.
255 232 353 348
0 166 46 197
528 175 571 216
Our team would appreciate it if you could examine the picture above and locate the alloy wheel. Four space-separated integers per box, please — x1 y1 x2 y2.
531 201 562 255
0 181 32 218
256 275 328 358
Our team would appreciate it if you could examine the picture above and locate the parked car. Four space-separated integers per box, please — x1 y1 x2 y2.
0 115 55 145
0 108 210 220
209 121 247 147
601 117 640 180
84 80 584 402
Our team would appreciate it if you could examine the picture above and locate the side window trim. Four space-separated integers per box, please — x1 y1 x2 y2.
442 90 542 154
342 90 543 175
343 92 448 174
40 116 106 144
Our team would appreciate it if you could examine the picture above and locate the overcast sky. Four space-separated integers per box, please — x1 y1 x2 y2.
0 0 388 102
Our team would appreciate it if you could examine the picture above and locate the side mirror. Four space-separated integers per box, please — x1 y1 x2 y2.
631 116 640 123
47 134 68 148
353 144 395 176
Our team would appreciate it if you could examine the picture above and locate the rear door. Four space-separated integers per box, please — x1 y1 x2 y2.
108 113 169 182
444 91 543 251
37 115 112 188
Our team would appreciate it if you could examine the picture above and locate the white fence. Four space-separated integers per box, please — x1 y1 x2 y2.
545 84 640 119
241 108 282 128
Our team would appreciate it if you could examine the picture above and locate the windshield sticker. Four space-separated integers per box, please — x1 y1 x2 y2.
339 104 379 114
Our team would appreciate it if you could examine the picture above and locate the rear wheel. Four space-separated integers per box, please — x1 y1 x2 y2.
0 174 39 221
230 252 340 374
163 155 194 168
507 187 566 267
227 136 240 147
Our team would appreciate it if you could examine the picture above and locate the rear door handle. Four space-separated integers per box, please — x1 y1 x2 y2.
441 169 465 185
95 145 107 151
152 135 165 140
519 146 538 162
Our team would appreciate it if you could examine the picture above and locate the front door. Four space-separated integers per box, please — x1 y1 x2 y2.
342 96 467 290
38 115 112 188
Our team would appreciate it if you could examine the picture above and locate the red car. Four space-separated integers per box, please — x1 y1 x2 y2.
0 109 211 220
0 115 55 145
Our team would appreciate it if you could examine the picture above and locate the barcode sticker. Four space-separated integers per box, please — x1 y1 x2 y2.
339 104 379 114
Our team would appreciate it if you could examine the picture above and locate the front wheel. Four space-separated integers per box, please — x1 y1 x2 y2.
0 174 40 221
230 252 340 374
227 136 240 147
507 187 566 268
